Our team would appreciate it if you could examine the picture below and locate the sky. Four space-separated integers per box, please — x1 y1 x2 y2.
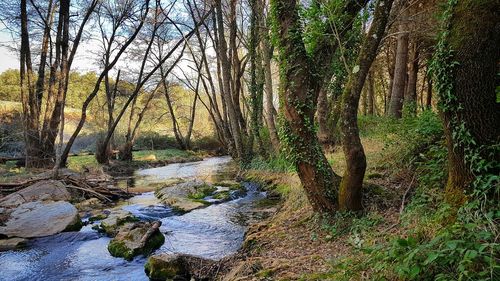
0 30 19 72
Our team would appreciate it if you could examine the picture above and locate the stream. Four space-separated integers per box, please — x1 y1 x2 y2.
0 156 267 281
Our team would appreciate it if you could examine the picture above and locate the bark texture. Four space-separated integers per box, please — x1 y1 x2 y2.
439 0 500 204
339 0 394 211
388 6 409 118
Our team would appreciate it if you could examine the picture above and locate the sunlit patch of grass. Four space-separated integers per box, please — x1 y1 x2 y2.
133 149 195 161
67 154 100 171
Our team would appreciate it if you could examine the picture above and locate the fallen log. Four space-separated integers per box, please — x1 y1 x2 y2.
139 221 162 249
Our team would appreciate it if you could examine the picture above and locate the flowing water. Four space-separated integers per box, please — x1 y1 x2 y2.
0 156 267 281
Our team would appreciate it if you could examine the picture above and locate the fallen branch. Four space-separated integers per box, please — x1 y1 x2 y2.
139 221 162 248
65 184 112 202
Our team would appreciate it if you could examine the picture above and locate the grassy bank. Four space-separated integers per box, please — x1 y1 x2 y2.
223 112 497 280
0 148 203 182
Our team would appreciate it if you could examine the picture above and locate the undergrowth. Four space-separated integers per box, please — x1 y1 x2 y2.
312 111 499 280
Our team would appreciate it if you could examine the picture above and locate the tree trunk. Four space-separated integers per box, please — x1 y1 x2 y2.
367 70 375 115
260 18 280 152
215 0 244 160
404 40 419 115
317 88 334 152
385 40 396 115
426 76 432 109
20 0 43 169
435 0 500 205
339 0 393 211
388 7 409 118
119 141 134 162
361 87 368 115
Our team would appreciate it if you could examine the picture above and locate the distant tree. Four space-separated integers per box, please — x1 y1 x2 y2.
0 70 21 101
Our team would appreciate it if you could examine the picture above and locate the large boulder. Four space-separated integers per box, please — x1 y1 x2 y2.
0 201 81 238
0 180 71 208
108 221 164 261
155 180 215 212
144 253 217 281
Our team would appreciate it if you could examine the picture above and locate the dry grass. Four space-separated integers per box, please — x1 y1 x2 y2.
220 137 416 280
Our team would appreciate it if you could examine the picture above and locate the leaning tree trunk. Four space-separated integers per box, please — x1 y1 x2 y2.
388 6 409 118
271 0 342 212
433 0 500 205
271 0 367 212
339 0 393 211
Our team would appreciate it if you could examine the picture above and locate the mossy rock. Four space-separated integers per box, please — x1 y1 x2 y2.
213 180 242 190
100 210 139 237
88 214 107 223
144 253 189 280
212 190 231 201
187 184 217 200
63 215 83 232
108 222 165 261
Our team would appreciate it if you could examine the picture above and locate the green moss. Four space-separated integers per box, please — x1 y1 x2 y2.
187 184 217 200
144 255 186 280
108 240 135 261
101 215 139 236
88 214 107 222
212 191 231 200
191 199 210 205
108 230 164 261
254 197 280 208
142 231 165 256
63 215 83 232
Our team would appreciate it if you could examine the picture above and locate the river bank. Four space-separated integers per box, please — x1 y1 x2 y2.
0 156 280 281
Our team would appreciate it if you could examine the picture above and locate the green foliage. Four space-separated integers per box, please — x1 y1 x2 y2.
358 110 444 168
322 108 498 279
0 69 21 101
246 153 295 173
317 211 383 246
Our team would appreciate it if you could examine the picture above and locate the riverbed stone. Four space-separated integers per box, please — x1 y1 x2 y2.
108 221 164 261
99 209 138 237
155 180 214 212
0 180 71 208
145 253 218 280
0 201 81 238
0 237 28 251
145 253 189 280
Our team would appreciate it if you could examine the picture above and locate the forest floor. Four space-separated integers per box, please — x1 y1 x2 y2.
220 114 447 280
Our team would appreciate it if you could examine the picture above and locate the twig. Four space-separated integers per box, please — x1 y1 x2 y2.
399 174 416 215
65 185 112 202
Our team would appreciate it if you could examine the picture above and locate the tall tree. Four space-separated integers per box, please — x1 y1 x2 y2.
339 0 394 210
432 0 500 205
259 4 280 152
17 0 97 168
404 40 419 114
270 0 372 212
388 1 409 118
